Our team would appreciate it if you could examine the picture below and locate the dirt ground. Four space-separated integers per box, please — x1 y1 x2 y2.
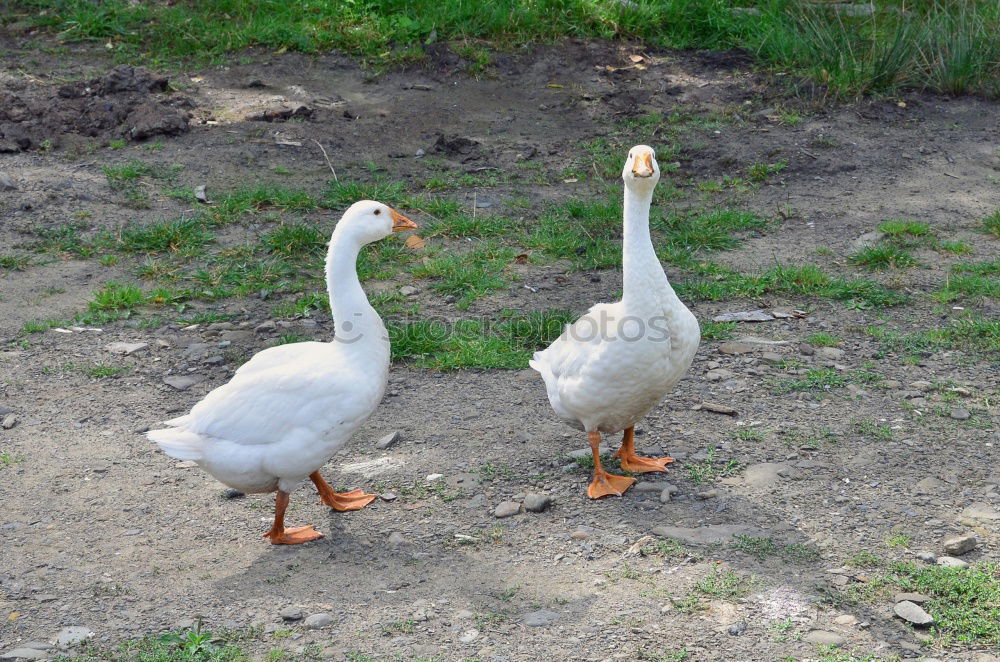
1 32 998 662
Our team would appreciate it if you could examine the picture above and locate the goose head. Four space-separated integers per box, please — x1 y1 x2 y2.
337 199 418 245
622 145 660 192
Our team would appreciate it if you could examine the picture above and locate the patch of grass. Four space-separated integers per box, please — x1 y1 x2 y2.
657 208 768 261
425 212 522 239
774 368 846 394
983 209 1000 237
683 447 741 486
877 219 932 240
733 535 822 564
272 333 312 346
888 561 1000 647
16 0 1000 98
935 273 1000 302
0 453 26 469
745 161 787 182
324 180 407 207
271 292 328 319
850 243 917 270
388 309 572 370
951 258 1000 276
410 241 514 309
208 187 318 225
22 319 63 334
805 332 840 347
699 321 735 341
76 624 248 661
674 263 906 310
113 218 214 254
846 551 883 568
885 532 911 548
89 281 145 314
477 463 515 482
692 566 755 601
733 427 764 442
79 363 129 378
867 316 999 360
29 222 95 258
0 254 31 270
526 199 622 270
261 222 327 257
854 417 893 440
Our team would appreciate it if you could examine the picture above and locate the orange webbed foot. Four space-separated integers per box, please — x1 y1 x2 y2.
320 488 377 512
614 452 675 474
264 524 324 545
587 471 636 499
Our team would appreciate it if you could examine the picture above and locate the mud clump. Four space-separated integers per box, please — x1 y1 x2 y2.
0 65 192 152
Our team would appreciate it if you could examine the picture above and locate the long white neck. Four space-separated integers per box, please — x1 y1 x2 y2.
622 184 671 311
325 226 389 363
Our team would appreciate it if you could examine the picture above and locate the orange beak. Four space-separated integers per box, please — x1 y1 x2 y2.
390 208 419 232
631 151 654 178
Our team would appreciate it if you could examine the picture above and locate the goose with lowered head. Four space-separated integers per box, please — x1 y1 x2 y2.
147 200 418 544
530 145 700 498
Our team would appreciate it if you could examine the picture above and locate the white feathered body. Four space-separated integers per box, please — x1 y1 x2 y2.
530 159 700 435
147 202 397 497
531 296 698 434
147 340 388 494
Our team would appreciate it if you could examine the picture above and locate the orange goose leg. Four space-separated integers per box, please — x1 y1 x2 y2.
310 471 376 512
263 490 324 545
612 426 674 473
587 430 636 499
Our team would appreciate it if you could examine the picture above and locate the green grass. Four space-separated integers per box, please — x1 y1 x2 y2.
733 535 821 563
526 199 622 270
983 209 1000 237
0 254 32 270
410 241 515 308
774 368 846 393
12 0 1000 98
805 332 840 347
388 309 573 369
867 316 999 360
89 281 145 313
683 447 741 486
29 222 95 258
699 321 735 341
657 208 768 260
261 222 327 257
113 218 214 254
692 566 756 601
888 562 1000 647
850 243 917 270
745 161 787 182
0 453 26 469
935 272 1000 302
673 263 906 310
878 219 933 240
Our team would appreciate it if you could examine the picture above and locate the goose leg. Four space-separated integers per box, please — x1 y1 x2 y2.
587 430 636 499
311 471 376 511
263 490 324 545
612 426 674 473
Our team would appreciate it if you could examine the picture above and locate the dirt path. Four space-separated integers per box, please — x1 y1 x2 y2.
1 36 998 662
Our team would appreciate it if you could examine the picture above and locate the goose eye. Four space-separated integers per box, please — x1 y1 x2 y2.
374 209 381 215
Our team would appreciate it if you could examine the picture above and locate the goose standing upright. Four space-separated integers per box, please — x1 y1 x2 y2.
148 200 418 544
531 146 700 499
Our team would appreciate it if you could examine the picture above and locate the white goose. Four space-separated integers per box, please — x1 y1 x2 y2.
531 145 700 498
148 200 418 544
